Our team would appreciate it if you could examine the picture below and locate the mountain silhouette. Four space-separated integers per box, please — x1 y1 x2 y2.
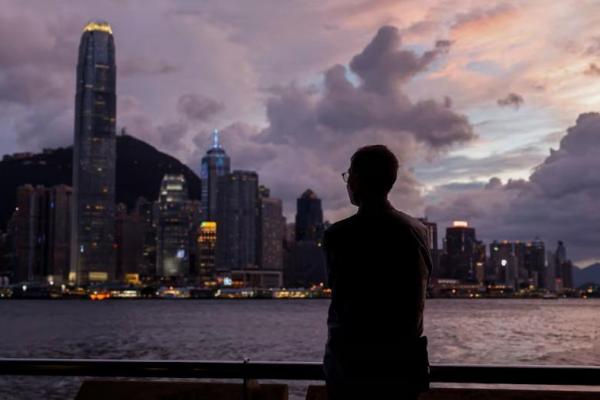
573 263 600 287
0 133 201 230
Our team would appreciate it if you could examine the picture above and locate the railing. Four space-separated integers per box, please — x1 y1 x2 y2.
1 358 600 386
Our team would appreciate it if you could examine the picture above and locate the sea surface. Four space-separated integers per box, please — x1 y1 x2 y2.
1 299 599 399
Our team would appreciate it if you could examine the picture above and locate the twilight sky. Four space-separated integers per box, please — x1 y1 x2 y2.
2 0 600 265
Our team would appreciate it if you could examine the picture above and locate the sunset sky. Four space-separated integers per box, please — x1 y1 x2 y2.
2 0 600 264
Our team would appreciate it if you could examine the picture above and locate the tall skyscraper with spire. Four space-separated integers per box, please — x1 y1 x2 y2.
200 129 230 221
70 21 117 285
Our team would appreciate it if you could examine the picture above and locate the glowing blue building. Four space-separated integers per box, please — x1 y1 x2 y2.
200 129 230 222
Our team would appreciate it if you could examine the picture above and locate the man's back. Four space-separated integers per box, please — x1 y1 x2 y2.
323 201 431 391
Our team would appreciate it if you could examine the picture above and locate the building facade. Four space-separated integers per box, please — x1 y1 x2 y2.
295 189 323 242
14 185 72 283
156 174 192 277
216 171 259 272
200 129 230 222
257 187 285 271
70 21 117 285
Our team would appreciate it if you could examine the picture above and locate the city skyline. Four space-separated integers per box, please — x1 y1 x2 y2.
1 2 600 264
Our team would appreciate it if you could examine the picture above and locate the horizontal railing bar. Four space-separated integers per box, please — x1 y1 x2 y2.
0 359 600 385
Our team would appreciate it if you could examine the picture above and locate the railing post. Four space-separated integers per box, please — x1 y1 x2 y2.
242 358 250 400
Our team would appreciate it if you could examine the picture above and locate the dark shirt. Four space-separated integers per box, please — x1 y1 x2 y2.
322 200 432 388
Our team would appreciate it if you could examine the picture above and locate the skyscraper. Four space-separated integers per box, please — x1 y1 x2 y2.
197 221 217 284
257 187 285 271
216 171 259 272
14 185 72 283
418 218 439 277
70 21 117 285
156 174 191 277
295 189 323 242
441 221 480 281
200 129 230 222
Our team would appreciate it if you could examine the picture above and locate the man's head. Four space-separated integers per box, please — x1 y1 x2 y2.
346 145 399 206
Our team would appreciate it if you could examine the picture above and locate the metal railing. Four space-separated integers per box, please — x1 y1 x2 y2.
1 358 600 386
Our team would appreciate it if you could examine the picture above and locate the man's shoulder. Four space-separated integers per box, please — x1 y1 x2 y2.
324 215 359 238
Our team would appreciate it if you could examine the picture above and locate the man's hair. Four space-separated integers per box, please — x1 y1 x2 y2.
350 145 399 195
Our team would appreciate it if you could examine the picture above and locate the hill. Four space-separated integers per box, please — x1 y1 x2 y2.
573 263 600 287
0 134 201 229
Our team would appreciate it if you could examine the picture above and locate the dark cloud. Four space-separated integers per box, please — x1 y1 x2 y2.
260 26 474 152
349 26 450 93
177 94 224 122
584 63 600 76
497 92 524 109
426 113 600 263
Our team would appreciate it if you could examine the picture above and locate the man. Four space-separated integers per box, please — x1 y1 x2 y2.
323 145 432 399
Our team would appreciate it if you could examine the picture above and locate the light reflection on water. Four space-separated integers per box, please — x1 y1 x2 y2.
1 299 599 399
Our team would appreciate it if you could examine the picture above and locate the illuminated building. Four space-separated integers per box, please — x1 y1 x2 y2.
115 203 145 281
70 21 117 285
134 197 157 277
197 221 217 284
418 218 439 278
14 185 72 284
258 186 285 271
554 241 573 290
489 240 518 287
156 174 192 277
295 189 323 242
441 221 480 282
216 171 259 272
200 129 230 222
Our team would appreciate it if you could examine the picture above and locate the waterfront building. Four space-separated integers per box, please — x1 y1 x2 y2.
13 185 72 284
70 21 117 285
115 204 145 283
440 221 481 282
134 197 157 278
257 186 285 271
200 129 230 222
197 221 217 284
156 174 192 277
489 241 518 287
554 241 573 290
295 189 324 242
216 171 259 272
418 218 439 278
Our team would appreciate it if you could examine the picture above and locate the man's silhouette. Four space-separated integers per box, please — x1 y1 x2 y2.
323 145 432 399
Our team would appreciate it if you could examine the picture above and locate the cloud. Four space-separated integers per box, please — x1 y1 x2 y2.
177 94 224 122
497 92 524 109
194 25 475 222
426 112 600 263
584 63 600 76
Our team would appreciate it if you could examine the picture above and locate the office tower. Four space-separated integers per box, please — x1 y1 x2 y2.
295 189 323 242
554 241 573 289
115 203 145 283
284 190 326 287
216 171 258 272
200 129 231 222
197 221 217 284
518 239 546 289
257 187 285 271
156 174 191 277
70 21 117 285
134 197 157 278
418 218 439 278
489 241 518 287
14 185 72 283
441 221 480 281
